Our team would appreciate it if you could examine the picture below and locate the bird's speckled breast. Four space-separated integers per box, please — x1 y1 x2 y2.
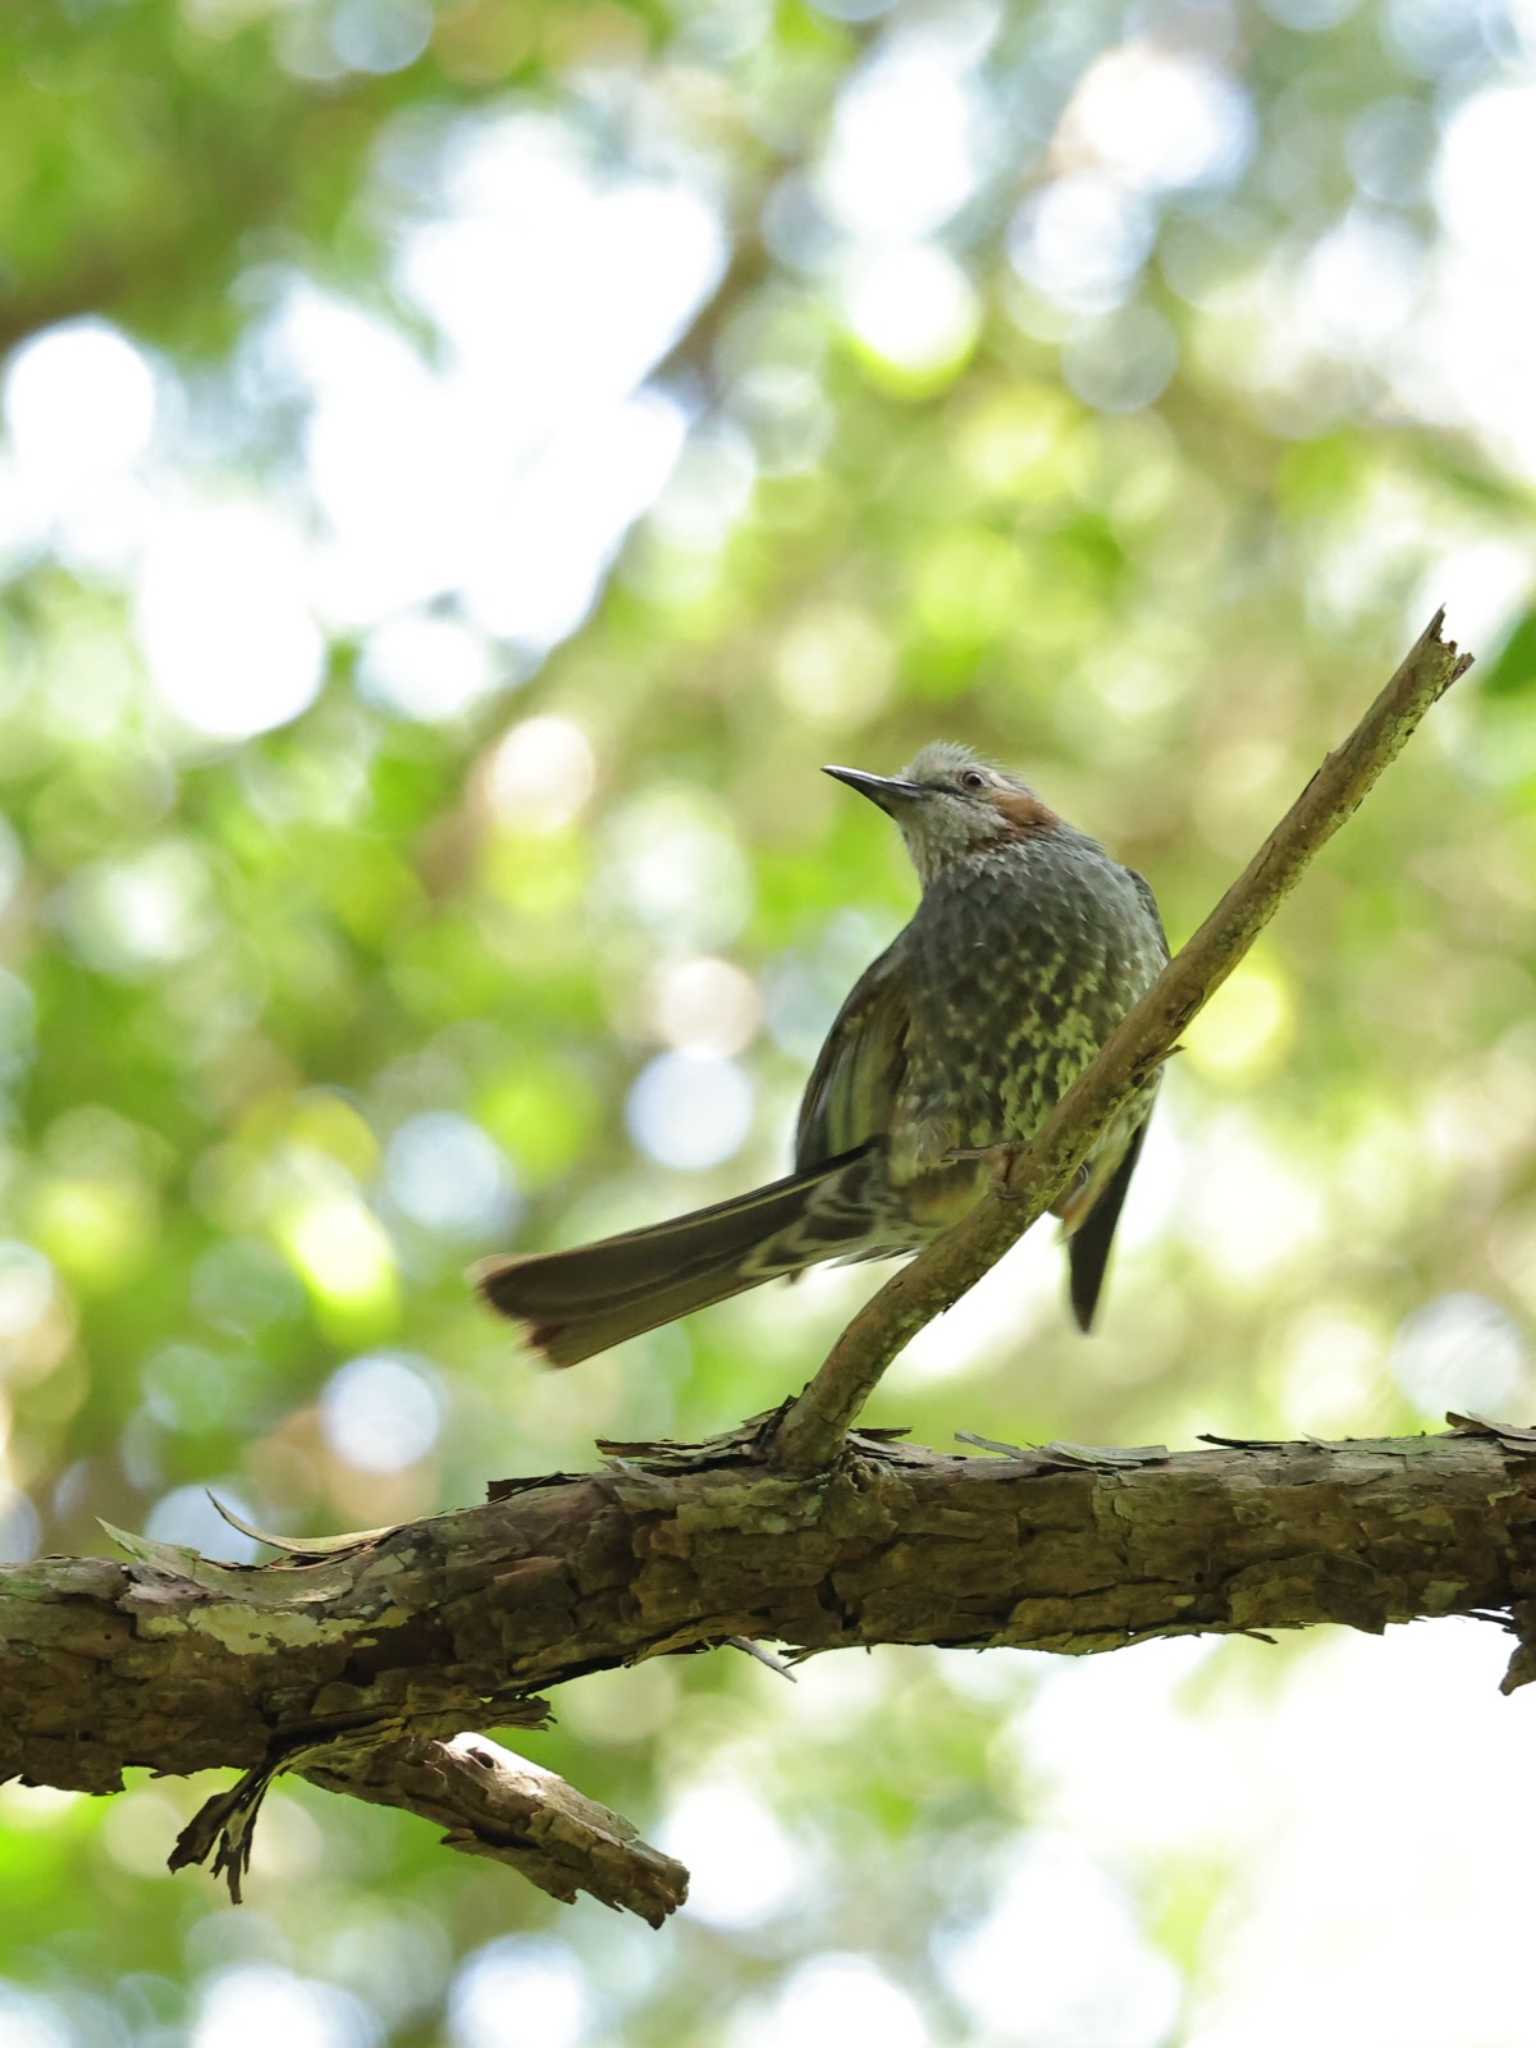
889 829 1166 1182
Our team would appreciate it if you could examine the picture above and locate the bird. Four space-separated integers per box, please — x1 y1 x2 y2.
476 741 1168 1368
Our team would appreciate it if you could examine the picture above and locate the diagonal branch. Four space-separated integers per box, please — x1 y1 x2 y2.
769 611 1474 1472
317 1732 689 1924
170 1730 688 1924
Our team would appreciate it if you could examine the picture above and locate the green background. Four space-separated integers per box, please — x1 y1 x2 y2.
3 0 1536 2041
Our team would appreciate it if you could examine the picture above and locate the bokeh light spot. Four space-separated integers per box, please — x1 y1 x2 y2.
625 1052 754 1171
3 320 156 484
0 812 24 919
1389 1292 1529 1416
734 1956 927 2048
358 614 498 723
278 1193 400 1335
191 1964 380 2048
1062 45 1254 192
601 794 753 949
321 1351 441 1474
1184 960 1296 1082
0 1241 55 1344
0 1985 72 2048
1011 175 1155 315
0 1487 41 1565
330 0 431 73
649 957 763 1058
841 244 980 385
1061 304 1180 414
773 602 894 727
30 1174 158 1289
0 968 35 1083
661 1783 802 1929
486 716 597 833
136 505 325 739
647 422 757 551
56 841 216 978
144 1483 262 1564
449 1939 588 2048
817 45 985 238
1186 1119 1325 1283
384 1112 520 1239
937 1833 1182 2046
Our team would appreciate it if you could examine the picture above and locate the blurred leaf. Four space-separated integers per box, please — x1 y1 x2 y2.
1479 608 1536 700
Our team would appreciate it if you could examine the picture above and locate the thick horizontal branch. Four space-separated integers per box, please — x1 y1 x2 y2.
771 611 1473 1469
5 1418 1536 1906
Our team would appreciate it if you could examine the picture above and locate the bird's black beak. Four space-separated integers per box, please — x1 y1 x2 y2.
823 765 928 814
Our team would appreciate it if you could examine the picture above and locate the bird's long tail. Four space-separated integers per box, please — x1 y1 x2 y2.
474 1145 880 1368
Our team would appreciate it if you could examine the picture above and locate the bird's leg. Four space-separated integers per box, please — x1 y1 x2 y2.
942 1140 1034 1201
944 1142 1104 1212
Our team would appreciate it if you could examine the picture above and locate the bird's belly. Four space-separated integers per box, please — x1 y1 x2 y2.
892 963 1149 1179
898 1154 990 1230
886 843 1165 1198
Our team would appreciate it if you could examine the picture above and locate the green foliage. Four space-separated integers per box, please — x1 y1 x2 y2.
3 0 1536 2040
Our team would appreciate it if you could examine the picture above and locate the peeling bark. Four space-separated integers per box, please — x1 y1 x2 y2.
4 1419 1536 1916
169 1729 688 1925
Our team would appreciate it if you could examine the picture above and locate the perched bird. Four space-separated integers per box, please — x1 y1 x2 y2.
477 742 1168 1367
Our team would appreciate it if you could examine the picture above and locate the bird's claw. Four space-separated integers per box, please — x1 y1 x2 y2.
944 1141 1023 1197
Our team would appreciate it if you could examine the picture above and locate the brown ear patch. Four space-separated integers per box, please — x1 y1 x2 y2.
994 790 1060 835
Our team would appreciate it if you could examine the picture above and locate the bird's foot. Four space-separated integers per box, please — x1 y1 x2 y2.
944 1142 1024 1197
945 1145 1098 1209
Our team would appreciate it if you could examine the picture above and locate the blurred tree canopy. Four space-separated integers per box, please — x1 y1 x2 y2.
3 0 1536 2041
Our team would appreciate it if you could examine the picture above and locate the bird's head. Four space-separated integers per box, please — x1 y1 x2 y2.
824 741 1059 885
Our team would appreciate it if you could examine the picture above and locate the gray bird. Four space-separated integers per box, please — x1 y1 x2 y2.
477 742 1168 1367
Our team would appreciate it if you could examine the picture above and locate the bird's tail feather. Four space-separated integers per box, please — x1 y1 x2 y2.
1065 1122 1147 1333
474 1146 878 1368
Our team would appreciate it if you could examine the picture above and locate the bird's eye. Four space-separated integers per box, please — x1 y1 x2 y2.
959 769 987 793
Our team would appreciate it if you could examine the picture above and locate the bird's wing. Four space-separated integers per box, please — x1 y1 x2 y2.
1067 868 1166 1331
1066 1117 1149 1333
1127 866 1171 959
794 931 913 1172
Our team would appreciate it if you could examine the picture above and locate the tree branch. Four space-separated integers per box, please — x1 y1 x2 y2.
169 1729 688 1925
5 1419 1536 1913
0 615 1486 1922
770 611 1474 1471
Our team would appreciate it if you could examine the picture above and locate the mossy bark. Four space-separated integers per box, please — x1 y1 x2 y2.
6 1421 1534 1915
5 1424 1535 1796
